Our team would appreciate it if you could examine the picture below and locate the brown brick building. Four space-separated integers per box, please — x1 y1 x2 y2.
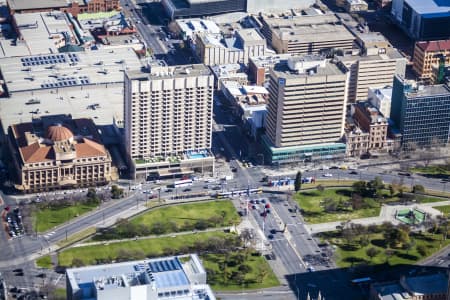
353 102 388 153
412 40 450 81
7 0 120 17
8 115 112 193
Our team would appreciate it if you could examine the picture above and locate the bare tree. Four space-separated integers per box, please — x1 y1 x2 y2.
240 228 255 248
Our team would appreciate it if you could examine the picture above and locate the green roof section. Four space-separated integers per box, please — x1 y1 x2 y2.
58 44 85 53
77 10 120 21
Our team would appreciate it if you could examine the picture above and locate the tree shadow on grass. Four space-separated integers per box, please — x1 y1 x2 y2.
396 253 418 260
371 239 387 248
413 234 436 242
340 244 360 251
299 192 320 198
343 256 367 264
301 211 323 218
335 189 352 197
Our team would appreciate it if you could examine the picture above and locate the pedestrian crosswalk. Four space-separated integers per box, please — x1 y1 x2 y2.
43 231 56 239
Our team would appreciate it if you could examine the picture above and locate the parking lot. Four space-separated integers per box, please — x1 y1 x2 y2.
3 206 24 239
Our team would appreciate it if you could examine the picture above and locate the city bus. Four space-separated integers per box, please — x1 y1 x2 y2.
172 179 193 188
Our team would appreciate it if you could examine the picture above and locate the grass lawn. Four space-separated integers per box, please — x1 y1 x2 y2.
294 188 381 224
36 255 52 269
294 187 443 224
416 195 449 203
326 232 450 268
202 252 279 291
410 165 450 176
34 202 98 233
56 227 97 248
59 232 231 266
130 200 239 229
54 288 66 298
433 205 450 216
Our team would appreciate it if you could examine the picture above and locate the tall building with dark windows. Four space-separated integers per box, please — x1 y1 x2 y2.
390 75 450 149
162 0 246 20
391 0 450 41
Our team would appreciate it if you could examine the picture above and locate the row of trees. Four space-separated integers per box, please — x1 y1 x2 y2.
94 212 230 241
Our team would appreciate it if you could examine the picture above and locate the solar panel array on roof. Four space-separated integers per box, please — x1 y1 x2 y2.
41 75 91 88
21 54 67 67
134 263 146 272
153 271 190 288
148 258 182 273
67 53 80 63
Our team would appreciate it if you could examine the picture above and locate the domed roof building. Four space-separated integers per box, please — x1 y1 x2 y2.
46 124 74 142
7 115 112 193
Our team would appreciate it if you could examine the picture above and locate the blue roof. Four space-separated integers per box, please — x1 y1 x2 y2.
406 0 450 14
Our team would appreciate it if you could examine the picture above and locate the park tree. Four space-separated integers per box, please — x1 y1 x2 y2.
351 193 363 210
366 247 379 261
294 171 302 192
352 181 367 196
72 258 85 267
412 184 425 194
417 244 428 256
342 225 356 245
384 249 394 263
437 215 450 240
384 226 410 248
256 264 269 284
323 198 338 212
316 184 325 193
388 184 396 197
240 228 254 247
111 185 124 199
403 239 416 254
368 177 384 199
86 188 100 204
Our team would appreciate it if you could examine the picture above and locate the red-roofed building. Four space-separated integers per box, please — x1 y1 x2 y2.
413 40 450 81
7 115 112 193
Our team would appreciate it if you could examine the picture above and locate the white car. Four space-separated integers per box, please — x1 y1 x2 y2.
323 173 333 177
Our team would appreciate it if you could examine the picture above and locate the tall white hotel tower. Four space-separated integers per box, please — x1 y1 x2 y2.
124 64 215 179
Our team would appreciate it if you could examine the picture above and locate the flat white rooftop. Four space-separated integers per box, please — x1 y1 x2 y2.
0 47 142 132
14 11 77 55
66 254 216 300
7 0 71 11
0 47 141 93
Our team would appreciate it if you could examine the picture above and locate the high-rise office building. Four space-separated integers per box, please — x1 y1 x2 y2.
124 64 214 179
391 0 450 41
260 14 355 56
262 56 349 164
391 75 450 149
339 48 406 103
